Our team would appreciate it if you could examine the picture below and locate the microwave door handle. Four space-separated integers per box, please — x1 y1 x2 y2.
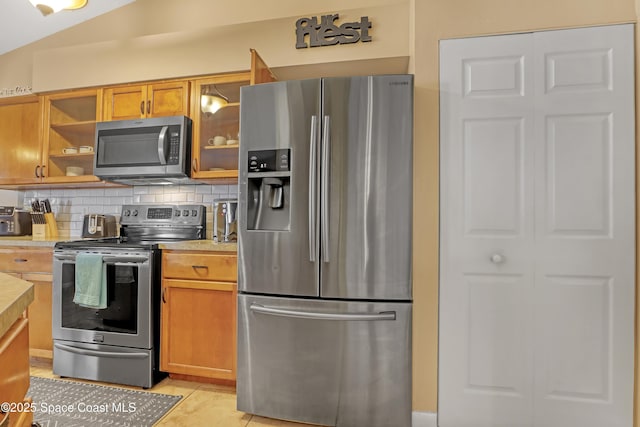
157 125 169 165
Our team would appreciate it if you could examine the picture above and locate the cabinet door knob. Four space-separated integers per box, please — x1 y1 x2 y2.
192 158 198 173
147 100 151 114
140 101 145 115
162 287 167 304
490 253 505 264
34 165 40 178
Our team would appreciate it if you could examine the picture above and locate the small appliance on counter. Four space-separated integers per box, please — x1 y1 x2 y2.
82 214 118 238
0 206 32 236
213 198 238 243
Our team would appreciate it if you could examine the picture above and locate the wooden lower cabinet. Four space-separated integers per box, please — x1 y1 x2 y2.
0 247 53 359
161 251 237 382
24 274 53 359
0 317 33 427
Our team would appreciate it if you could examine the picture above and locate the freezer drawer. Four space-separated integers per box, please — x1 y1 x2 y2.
237 294 412 427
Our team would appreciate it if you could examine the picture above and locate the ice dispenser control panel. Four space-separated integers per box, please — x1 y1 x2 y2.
248 149 290 172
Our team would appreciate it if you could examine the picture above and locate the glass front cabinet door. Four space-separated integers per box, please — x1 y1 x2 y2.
191 74 250 182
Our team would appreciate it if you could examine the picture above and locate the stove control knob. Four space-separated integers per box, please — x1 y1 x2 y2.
175 210 181 217
183 209 189 217
132 210 138 217
123 209 130 216
192 209 198 217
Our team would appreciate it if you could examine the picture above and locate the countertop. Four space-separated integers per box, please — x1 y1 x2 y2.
0 272 34 338
0 236 69 247
159 240 237 252
0 237 238 252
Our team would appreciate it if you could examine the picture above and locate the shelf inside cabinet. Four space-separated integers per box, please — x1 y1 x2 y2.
46 153 94 178
50 96 97 124
47 152 95 160
203 144 239 150
50 121 96 137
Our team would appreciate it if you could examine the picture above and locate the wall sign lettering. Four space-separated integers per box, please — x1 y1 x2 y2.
296 14 372 49
0 86 32 97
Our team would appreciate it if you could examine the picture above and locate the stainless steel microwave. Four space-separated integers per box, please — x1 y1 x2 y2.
94 115 193 185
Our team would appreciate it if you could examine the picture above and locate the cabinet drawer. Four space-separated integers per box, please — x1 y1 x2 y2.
163 252 237 281
0 248 53 273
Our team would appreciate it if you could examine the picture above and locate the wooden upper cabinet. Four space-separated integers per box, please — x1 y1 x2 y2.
103 81 189 121
0 95 43 185
41 89 102 183
250 48 277 85
148 82 190 117
190 49 276 182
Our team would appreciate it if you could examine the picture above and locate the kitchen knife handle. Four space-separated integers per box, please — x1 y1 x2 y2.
321 115 330 263
140 101 145 115
308 115 318 263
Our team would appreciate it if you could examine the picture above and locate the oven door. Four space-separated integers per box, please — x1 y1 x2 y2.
52 250 154 350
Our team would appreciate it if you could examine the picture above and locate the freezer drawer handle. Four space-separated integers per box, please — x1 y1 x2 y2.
250 303 396 321
54 342 148 359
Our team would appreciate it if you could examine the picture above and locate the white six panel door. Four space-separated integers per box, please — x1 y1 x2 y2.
439 24 635 427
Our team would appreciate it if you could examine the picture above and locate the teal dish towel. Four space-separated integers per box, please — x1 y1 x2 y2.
73 252 107 309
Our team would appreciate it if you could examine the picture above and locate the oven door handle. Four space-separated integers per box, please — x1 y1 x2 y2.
103 256 149 263
53 254 149 263
54 342 148 359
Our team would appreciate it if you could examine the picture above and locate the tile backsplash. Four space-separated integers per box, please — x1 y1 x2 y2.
21 184 238 239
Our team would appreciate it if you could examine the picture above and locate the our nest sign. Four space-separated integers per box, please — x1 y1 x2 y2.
295 14 372 49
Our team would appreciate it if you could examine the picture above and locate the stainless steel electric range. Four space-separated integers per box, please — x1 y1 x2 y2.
52 204 206 388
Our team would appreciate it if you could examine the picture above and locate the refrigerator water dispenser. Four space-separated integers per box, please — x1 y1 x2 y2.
246 149 291 231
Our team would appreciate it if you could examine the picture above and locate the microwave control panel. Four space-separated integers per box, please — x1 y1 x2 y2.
167 128 181 164
248 149 290 172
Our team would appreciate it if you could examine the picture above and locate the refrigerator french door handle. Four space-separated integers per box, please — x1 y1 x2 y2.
250 303 396 321
309 115 318 263
321 115 330 263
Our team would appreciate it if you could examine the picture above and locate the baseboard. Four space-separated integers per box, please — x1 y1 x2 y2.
412 411 437 427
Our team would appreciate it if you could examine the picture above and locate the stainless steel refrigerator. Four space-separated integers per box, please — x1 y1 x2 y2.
237 75 413 427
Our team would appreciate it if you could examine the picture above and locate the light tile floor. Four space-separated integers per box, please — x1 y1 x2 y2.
30 360 319 426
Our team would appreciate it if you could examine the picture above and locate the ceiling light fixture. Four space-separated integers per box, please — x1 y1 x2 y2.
201 86 229 115
29 0 88 16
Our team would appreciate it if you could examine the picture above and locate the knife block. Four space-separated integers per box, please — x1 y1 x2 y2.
31 213 58 240
31 223 46 241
